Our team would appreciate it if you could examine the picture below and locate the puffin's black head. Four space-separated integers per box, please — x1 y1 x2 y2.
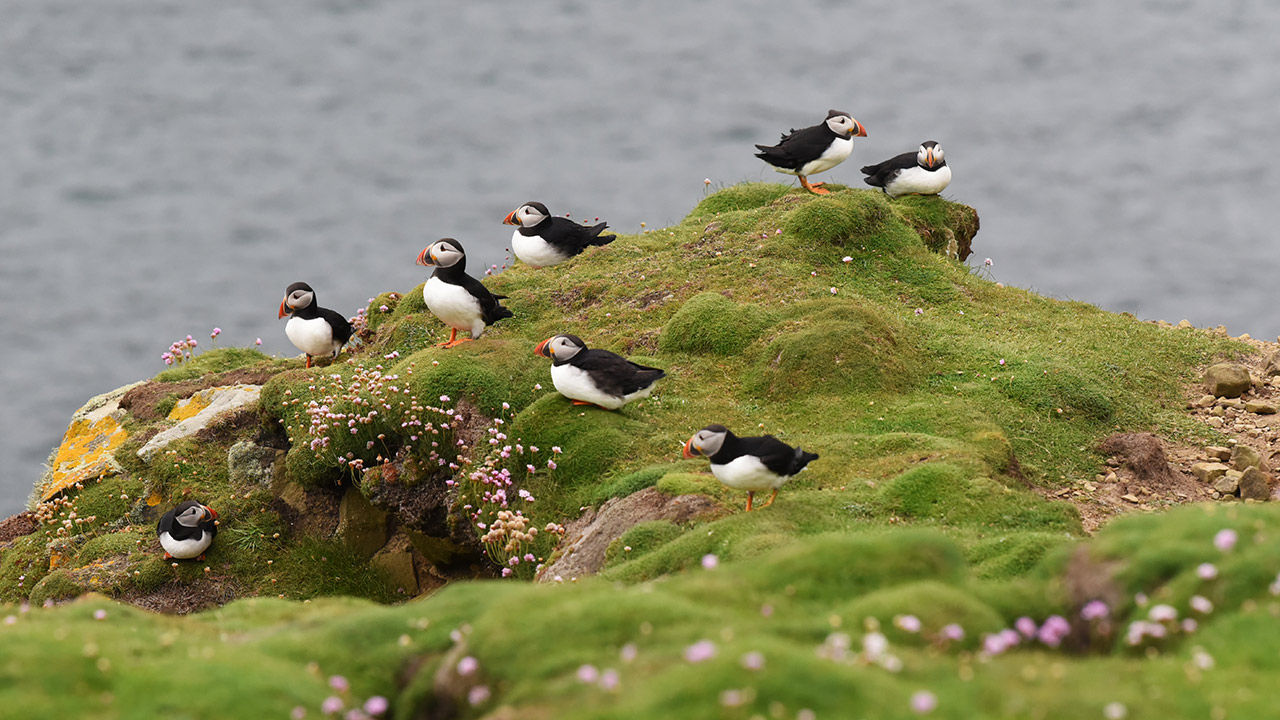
503 201 551 228
917 141 944 170
171 500 218 528
683 424 731 458
535 333 586 361
279 281 315 319
416 238 466 269
825 110 867 139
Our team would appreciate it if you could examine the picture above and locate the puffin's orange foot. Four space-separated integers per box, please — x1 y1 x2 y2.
745 491 755 512
761 489 779 508
305 356 313 368
798 177 831 195
440 337 474 349
570 400 607 409
163 553 173 560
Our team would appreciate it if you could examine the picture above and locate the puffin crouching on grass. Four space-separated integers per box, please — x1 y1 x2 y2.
535 334 665 410
279 282 354 368
683 425 818 511
157 500 218 560
417 238 513 348
754 109 867 195
860 140 951 197
503 201 616 268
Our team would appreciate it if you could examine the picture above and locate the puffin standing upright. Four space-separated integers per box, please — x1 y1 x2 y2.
754 109 867 195
503 201 616 268
860 140 951 197
156 500 219 560
535 334 665 410
417 238 513 348
683 425 818 511
278 282 354 368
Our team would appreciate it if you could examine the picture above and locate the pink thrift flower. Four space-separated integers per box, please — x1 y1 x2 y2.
1189 595 1213 614
363 697 388 716
322 697 344 715
1214 528 1238 552
328 676 349 692
1015 616 1037 637
1182 618 1198 633
599 668 620 691
684 640 716 663
982 633 1009 655
1081 600 1109 621
456 656 479 676
910 690 938 714
1149 604 1178 622
576 664 599 683
1197 563 1218 580
255 337 262 346
940 624 964 641
620 643 638 663
894 614 922 633
93 609 107 621
701 554 719 570
291 706 307 720
467 686 490 706
740 651 765 671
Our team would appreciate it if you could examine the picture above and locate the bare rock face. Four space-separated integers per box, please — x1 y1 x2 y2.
1192 463 1230 484
536 487 716 582
1230 445 1265 472
1204 363 1252 398
1239 466 1271 501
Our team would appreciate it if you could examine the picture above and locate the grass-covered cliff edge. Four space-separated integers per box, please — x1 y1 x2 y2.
4 183 1280 719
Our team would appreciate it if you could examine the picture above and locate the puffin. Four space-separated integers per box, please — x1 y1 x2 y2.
156 500 219 560
860 140 951 197
416 238 513 348
683 425 818 511
535 334 665 410
278 281 354 368
503 201 616 268
754 109 867 195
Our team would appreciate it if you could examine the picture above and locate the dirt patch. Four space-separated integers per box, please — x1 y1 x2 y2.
0 512 38 544
122 573 244 615
535 487 717 581
120 366 280 421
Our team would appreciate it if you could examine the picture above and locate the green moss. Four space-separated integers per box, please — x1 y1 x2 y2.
277 539 396 601
654 472 718 497
689 183 791 216
605 520 685 567
658 292 775 356
589 464 669 503
153 348 276 382
364 291 404 334
28 569 82 605
839 579 1005 647
77 532 144 564
781 190 890 247
0 535 49 602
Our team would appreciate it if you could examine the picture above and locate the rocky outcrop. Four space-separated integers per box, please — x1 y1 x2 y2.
1204 363 1252 398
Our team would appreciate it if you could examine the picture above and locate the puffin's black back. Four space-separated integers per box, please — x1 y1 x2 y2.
710 432 818 477
563 348 665 396
156 500 218 541
860 151 919 188
754 115 841 171
432 263 514 326
523 217 616 255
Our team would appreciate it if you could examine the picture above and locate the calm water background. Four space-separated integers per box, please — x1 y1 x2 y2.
3 0 1278 516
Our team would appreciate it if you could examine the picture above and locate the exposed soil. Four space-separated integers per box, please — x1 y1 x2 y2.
122 573 245 615
0 512 38 544
1037 329 1280 533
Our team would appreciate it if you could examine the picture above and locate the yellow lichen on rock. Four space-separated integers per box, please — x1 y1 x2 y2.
167 389 217 422
38 382 143 501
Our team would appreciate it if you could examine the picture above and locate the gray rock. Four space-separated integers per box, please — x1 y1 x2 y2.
1191 462 1230 483
137 385 262 460
1230 445 1264 471
1213 474 1240 495
1245 400 1278 415
337 487 392 560
1205 446 1232 461
227 441 279 486
1239 466 1271 501
1265 350 1280 377
1204 363 1252 398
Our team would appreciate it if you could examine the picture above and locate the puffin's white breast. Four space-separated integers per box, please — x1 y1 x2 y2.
796 136 854 177
885 165 951 197
710 455 788 492
285 316 339 358
512 229 568 268
550 363 646 410
424 276 484 333
160 530 213 559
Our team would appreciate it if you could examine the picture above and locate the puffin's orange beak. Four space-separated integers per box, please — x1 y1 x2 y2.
278 299 289 319
683 439 697 459
925 148 936 168
416 247 434 266
852 119 867 137
205 506 219 521
535 339 551 357
503 210 517 226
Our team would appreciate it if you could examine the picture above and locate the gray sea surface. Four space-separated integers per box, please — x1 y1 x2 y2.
3 0 1278 516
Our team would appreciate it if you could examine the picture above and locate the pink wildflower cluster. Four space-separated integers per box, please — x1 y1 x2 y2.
160 335 198 366
280 361 458 479
300 674 388 719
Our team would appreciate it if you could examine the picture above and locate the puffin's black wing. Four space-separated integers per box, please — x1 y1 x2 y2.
459 274 514 326
540 217 616 255
754 123 832 171
156 509 176 535
739 435 819 476
860 151 918 188
572 349 665 397
319 307 355 345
